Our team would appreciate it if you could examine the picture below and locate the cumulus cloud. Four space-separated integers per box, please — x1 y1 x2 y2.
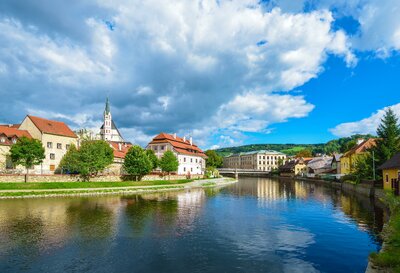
0 0 357 148
330 103 400 137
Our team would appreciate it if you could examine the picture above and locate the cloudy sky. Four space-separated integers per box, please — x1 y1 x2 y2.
1 0 400 149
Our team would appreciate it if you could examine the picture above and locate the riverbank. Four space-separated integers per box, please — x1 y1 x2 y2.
0 177 237 199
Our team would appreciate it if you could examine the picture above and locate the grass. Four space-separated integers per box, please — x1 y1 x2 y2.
201 182 216 187
370 192 400 272
0 179 193 190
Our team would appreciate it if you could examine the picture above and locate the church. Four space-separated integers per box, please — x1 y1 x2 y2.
100 97 125 142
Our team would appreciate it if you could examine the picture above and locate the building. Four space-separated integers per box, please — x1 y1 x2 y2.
100 97 124 142
147 133 206 175
223 150 287 171
331 153 342 174
307 156 334 176
279 158 312 177
0 125 32 172
18 115 78 174
378 152 400 194
340 138 377 175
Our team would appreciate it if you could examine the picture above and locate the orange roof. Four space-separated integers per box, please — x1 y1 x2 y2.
27 115 77 138
343 138 377 157
0 127 32 146
0 124 20 128
149 133 206 157
109 141 132 158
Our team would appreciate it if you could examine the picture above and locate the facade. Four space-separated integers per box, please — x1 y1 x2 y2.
379 152 400 193
307 156 334 175
340 139 377 175
100 98 124 142
18 115 78 174
223 150 287 171
147 133 206 175
0 125 32 172
331 153 342 174
279 158 311 177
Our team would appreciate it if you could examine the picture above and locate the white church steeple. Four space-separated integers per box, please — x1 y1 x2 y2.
100 97 124 142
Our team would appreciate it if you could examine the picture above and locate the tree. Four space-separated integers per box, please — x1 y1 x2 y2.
353 153 375 183
10 136 45 178
159 151 179 179
58 144 80 174
77 140 114 181
123 146 152 181
145 149 159 170
374 108 400 168
296 149 312 158
205 150 223 168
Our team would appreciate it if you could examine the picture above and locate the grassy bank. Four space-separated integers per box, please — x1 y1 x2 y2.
0 179 193 190
370 192 400 272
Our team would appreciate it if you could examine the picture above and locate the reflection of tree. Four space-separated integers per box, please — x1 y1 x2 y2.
124 196 178 236
66 200 114 239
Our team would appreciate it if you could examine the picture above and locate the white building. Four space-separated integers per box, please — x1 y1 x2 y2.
223 150 287 171
147 133 207 175
100 98 124 142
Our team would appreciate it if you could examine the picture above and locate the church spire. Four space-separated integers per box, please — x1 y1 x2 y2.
105 97 110 115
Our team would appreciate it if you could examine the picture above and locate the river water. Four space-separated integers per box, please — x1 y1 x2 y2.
0 177 386 273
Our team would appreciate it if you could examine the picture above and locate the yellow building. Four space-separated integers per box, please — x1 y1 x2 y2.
340 139 377 175
379 152 400 193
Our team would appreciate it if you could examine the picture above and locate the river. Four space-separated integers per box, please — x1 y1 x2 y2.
0 177 386 273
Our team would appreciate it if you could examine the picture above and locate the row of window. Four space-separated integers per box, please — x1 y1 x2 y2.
152 145 166 151
0 137 17 144
47 142 70 150
182 157 202 163
183 166 200 172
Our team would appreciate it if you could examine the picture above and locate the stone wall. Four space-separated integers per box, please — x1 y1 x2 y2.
0 174 204 183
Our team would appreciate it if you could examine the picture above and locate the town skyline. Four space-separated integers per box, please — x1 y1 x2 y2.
1 0 400 149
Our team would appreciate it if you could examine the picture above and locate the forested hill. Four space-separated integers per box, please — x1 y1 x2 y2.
214 134 375 156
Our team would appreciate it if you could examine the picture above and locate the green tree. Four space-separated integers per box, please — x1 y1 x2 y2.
374 108 400 168
205 150 223 168
353 152 375 183
159 151 179 179
145 149 159 170
10 137 45 179
58 144 80 174
77 140 114 181
123 146 153 181
296 149 312 158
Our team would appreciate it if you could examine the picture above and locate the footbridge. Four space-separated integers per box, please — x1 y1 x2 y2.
217 168 271 179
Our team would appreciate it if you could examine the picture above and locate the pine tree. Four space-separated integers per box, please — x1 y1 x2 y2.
374 108 400 167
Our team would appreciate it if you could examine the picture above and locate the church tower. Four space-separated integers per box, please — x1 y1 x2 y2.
100 97 124 142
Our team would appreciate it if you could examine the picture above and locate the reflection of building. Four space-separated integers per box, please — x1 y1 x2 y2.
147 133 207 175
223 150 287 171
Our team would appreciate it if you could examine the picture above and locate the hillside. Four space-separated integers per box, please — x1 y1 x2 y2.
214 134 375 156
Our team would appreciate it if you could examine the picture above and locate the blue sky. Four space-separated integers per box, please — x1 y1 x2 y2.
0 0 400 149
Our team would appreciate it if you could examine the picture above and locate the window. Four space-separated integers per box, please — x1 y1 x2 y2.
66 144 70 150
57 143 62 149
386 175 389 183
195 159 198 163
47 142 53 148
190 158 193 163
191 168 193 172
12 138 17 144
50 153 55 160
184 157 186 162
0 137 5 143
50 165 55 171
154 145 158 151
161 145 165 150
184 167 186 172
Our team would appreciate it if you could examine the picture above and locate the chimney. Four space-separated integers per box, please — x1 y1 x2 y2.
190 137 193 145
356 139 364 145
173 133 176 139
183 136 186 142
8 124 12 127
118 143 122 151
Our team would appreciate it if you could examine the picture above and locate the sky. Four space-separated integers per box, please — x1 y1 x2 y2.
0 0 400 149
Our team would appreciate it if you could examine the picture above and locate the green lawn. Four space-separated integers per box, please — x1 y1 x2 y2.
0 179 193 190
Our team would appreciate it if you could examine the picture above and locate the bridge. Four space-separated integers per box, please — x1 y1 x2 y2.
217 168 271 179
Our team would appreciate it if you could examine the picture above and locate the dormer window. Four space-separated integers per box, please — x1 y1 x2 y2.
0 137 5 143
12 138 17 144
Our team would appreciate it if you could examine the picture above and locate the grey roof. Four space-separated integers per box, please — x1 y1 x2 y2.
379 152 400 170
104 97 110 114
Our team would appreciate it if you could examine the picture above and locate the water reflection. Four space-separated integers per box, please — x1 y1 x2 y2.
0 178 387 273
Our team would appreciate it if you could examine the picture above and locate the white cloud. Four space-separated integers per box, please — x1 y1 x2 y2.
330 103 400 137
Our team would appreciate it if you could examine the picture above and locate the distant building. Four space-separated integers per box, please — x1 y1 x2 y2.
18 115 78 174
378 152 400 194
331 153 342 174
279 157 312 177
147 133 206 175
0 125 32 172
223 150 287 171
307 156 334 176
100 97 125 142
340 138 377 175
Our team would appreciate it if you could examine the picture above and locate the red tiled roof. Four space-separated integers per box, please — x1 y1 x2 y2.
149 133 207 157
0 127 32 146
0 124 20 128
343 138 377 157
109 141 132 158
27 115 77 138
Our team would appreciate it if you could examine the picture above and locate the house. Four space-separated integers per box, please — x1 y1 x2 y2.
331 153 342 174
307 156 334 176
223 150 287 171
279 157 312 177
105 141 133 175
378 152 400 194
340 139 377 175
18 115 78 174
147 133 207 175
0 125 32 172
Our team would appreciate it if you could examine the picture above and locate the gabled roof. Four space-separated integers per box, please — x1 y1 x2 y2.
378 152 400 170
0 127 32 146
148 133 206 158
343 139 377 157
26 115 77 138
108 141 132 159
